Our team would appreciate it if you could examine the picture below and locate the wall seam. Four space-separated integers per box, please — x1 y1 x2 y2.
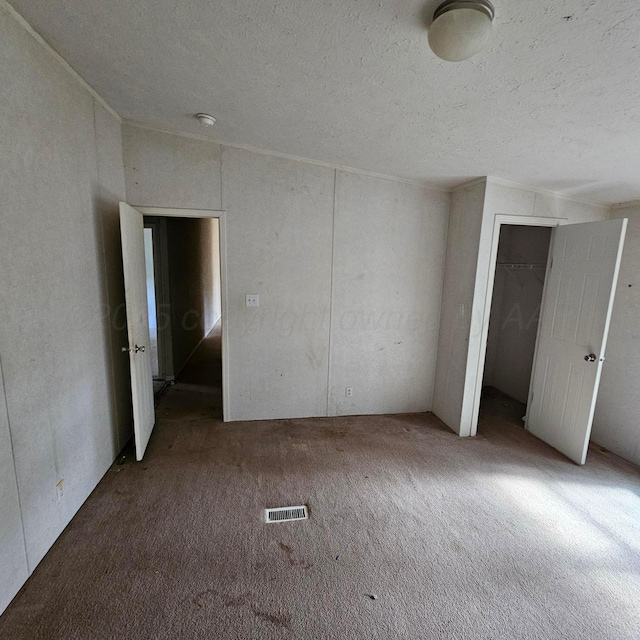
325 169 338 417
0 352 30 574
219 145 224 210
91 98 122 455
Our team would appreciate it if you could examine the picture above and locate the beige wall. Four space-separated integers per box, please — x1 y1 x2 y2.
329 172 449 415
122 125 451 421
0 4 128 613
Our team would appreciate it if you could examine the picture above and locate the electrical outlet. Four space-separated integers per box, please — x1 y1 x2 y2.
56 479 64 502
345 387 353 398
245 294 259 307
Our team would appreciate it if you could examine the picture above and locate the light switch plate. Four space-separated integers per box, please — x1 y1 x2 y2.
246 294 259 307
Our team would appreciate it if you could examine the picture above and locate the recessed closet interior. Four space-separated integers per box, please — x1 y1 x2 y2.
479 224 553 427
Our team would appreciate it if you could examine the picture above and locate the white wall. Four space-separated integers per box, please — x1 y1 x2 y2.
93 103 132 451
123 125 222 210
0 362 28 614
221 148 336 419
0 4 128 613
328 172 449 416
591 204 640 466
122 125 450 421
432 181 486 431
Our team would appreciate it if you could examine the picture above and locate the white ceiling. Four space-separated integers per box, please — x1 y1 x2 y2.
10 0 640 203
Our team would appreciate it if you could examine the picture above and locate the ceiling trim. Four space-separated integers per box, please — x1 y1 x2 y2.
449 175 609 208
485 176 609 208
449 177 488 192
610 200 640 210
123 119 450 192
2 0 121 122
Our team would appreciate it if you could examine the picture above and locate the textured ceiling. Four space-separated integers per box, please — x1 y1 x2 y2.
9 0 640 203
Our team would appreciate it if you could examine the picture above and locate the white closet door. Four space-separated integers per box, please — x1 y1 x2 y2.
526 218 627 464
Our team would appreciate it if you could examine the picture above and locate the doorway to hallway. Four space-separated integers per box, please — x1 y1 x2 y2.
143 215 222 409
120 203 228 461
156 321 223 418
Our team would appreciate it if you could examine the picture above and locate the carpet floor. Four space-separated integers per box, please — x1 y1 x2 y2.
1 328 640 639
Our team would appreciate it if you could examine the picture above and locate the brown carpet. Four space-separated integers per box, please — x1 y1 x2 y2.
1 328 640 639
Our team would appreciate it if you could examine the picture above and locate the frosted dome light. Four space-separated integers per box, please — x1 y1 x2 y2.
428 0 494 62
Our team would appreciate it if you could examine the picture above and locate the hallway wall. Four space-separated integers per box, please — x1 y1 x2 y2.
206 218 222 332
165 217 217 376
122 124 449 420
0 3 128 613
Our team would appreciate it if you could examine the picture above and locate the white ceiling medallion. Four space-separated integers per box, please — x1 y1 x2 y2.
195 112 216 126
428 0 495 62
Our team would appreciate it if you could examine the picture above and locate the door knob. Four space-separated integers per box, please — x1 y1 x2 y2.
584 353 596 362
121 345 146 353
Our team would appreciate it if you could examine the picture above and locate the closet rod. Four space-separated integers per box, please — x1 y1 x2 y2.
496 262 547 270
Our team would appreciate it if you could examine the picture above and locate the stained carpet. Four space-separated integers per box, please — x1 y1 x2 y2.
1 327 640 639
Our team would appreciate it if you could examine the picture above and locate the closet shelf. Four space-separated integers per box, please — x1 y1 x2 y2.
497 263 547 270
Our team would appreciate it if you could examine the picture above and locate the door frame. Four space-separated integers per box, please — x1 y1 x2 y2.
465 215 567 437
143 219 175 381
138 206 229 422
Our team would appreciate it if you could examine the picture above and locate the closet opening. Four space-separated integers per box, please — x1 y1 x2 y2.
478 224 552 431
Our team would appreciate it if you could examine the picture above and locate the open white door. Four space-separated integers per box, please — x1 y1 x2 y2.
120 202 155 461
526 218 627 464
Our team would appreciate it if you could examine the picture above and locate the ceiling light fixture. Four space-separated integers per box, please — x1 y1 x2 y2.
195 113 216 126
428 0 494 62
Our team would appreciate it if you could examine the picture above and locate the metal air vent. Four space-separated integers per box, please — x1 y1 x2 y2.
264 505 308 523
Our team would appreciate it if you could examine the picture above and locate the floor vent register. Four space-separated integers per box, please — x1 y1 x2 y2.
264 505 308 523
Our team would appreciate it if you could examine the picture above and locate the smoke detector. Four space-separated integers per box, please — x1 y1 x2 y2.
195 113 216 127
